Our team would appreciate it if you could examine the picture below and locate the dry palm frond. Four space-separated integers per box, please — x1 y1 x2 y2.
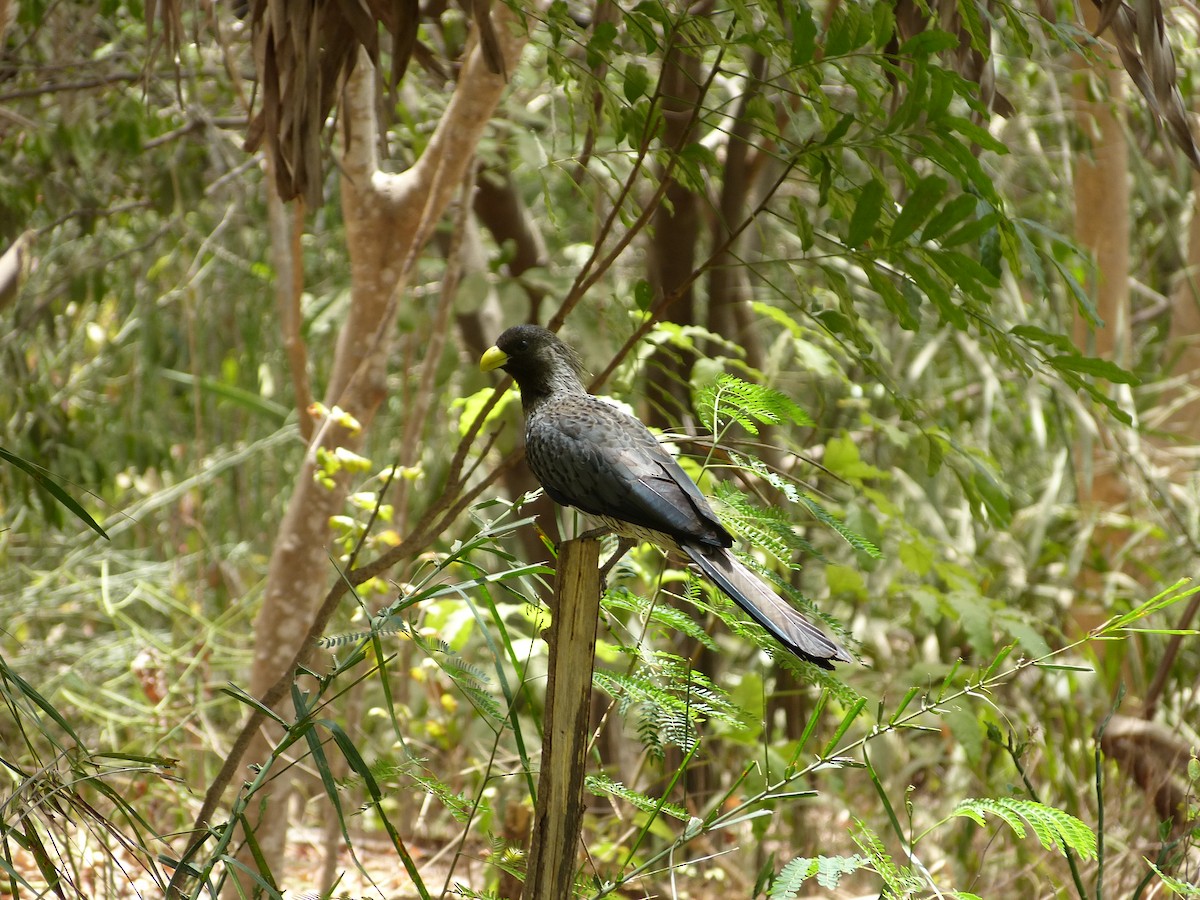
1092 0 1200 169
239 0 508 207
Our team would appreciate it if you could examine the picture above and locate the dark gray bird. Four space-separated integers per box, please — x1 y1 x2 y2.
480 324 852 669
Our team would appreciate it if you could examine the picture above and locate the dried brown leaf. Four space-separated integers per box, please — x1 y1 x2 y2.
1090 0 1200 169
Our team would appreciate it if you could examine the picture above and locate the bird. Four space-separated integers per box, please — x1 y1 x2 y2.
480 324 852 669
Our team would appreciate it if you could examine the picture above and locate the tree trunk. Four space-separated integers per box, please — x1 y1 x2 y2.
644 34 701 432
707 51 766 369
231 11 528 889
1071 4 1130 510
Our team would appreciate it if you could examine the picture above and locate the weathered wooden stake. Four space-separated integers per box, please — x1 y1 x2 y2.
522 537 601 900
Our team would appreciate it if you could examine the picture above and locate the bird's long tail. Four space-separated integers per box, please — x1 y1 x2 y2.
680 542 852 669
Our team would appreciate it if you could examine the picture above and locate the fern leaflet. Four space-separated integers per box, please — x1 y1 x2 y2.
852 818 922 896
770 855 868 898
696 373 814 436
585 773 689 821
951 797 1097 859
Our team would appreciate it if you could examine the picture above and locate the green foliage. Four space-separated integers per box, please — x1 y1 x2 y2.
5 0 1199 896
1146 861 1200 896
585 773 689 822
770 854 869 897
592 652 745 758
851 818 923 896
695 373 814 437
0 447 108 539
603 584 720 650
948 797 1098 860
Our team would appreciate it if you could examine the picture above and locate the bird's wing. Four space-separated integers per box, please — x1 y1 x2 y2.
680 542 853 669
526 394 729 546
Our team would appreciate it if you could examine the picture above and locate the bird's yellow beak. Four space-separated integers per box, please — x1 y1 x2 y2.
480 345 509 372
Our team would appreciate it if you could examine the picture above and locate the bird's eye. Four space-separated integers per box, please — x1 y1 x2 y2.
514 339 528 352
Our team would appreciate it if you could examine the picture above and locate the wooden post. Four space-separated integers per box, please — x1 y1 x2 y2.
522 537 601 900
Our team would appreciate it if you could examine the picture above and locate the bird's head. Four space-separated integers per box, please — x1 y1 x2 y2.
480 325 587 402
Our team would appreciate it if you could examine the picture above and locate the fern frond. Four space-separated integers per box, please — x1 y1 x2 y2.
404 766 478 823
696 373 814 436
728 450 803 503
851 818 921 896
317 629 375 649
592 652 746 754
771 855 870 898
799 492 882 558
1145 860 1200 896
319 613 416 649
714 482 825 564
449 884 504 899
951 798 1097 859
585 773 690 821
716 454 882 559
635 705 669 760
814 855 871 890
603 586 719 650
770 857 818 899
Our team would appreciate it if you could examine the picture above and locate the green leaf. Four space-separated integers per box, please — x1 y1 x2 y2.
921 194 977 243
821 113 856 147
971 469 1011 527
945 115 1009 155
847 179 886 248
634 277 654 310
1146 859 1200 895
950 798 1098 860
898 29 961 55
774 856 868 898
1010 324 1075 353
1047 354 1141 385
825 4 867 56
453 385 517 436
898 540 933 577
934 248 1000 290
790 196 815 251
826 564 865 597
872 1 895 48
675 141 717 193
868 268 919 330
800 493 882 558
585 20 618 68
585 774 690 821
995 610 1053 657
790 2 817 65
823 434 887 482
623 62 650 102
940 210 1001 249
771 857 817 898
945 590 994 655
695 373 813 436
0 446 109 539
889 175 947 245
